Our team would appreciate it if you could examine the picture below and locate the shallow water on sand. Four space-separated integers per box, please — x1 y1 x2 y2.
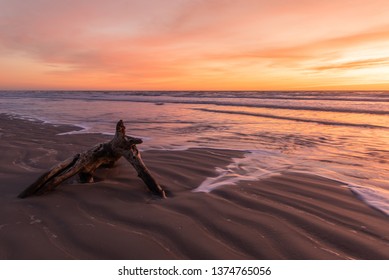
1 91 388 215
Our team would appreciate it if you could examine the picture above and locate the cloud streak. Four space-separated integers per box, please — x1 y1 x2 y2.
311 57 389 71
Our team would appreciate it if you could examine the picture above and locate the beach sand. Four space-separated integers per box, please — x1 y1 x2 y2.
0 114 388 259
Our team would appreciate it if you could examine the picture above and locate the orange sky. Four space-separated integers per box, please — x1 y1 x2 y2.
1 0 389 90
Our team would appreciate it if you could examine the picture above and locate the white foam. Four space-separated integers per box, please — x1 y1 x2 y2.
194 150 389 216
56 124 91 135
348 184 389 216
194 150 292 193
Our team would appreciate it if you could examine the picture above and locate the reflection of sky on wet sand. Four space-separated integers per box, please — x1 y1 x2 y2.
1 90 389 214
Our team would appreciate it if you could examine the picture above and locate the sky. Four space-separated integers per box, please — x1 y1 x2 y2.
1 0 389 90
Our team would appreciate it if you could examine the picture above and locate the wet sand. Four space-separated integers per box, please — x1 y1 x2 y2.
0 114 388 259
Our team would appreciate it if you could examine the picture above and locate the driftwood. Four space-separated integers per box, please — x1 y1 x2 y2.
18 120 166 198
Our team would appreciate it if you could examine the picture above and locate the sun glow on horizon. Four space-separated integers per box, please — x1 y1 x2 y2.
1 0 389 91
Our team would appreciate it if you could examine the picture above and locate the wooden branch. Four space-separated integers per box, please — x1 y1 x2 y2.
122 146 166 198
18 120 166 199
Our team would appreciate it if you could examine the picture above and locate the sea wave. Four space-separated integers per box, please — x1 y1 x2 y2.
194 108 389 130
2 91 389 115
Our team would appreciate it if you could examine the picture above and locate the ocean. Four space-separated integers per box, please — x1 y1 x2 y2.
1 90 388 215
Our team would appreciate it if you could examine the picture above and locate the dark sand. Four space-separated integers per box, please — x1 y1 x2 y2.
0 114 388 259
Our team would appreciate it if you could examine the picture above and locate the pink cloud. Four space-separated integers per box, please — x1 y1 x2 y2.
1 0 389 89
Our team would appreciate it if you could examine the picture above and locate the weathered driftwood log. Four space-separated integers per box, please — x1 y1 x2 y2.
18 120 166 199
